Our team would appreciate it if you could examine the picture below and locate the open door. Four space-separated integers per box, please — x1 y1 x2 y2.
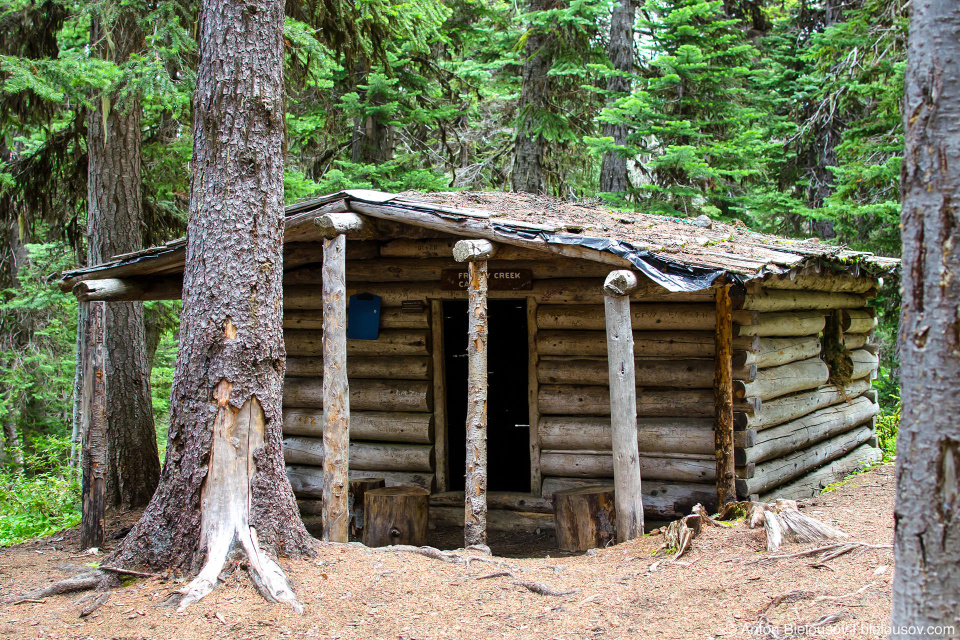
443 299 530 492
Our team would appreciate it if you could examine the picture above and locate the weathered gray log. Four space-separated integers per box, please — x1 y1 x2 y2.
539 450 750 483
363 486 429 547
285 356 431 380
430 299 449 492
282 409 433 443
464 259 488 547
735 311 826 337
715 284 736 506
743 336 822 368
284 307 429 330
283 436 434 472
603 270 645 541
743 396 879 464
737 357 831 402
72 276 183 302
552 486 617 551
286 465 434 498
736 424 874 495
758 444 882 502
842 333 870 350
527 299 541 495
322 257 617 282
537 356 755 387
738 379 872 431
283 377 432 412
848 349 880 380
285 239 379 267
453 239 497 261
430 491 553 513
740 290 868 312
537 303 715 331
759 274 878 294
540 477 717 521
538 384 758 417
841 308 878 333
537 330 758 358
429 507 555 532
539 416 716 454
285 329 430 357
380 238 544 260
315 212 367 238
79 301 107 550
321 233 350 543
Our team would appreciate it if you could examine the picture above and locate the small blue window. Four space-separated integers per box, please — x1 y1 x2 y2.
348 293 382 340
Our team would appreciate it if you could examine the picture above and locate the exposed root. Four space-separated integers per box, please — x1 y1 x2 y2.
511 580 579 597
78 592 110 618
4 571 103 604
379 544 469 564
662 510 703 560
758 589 815 615
813 582 874 603
98 565 163 579
475 570 516 580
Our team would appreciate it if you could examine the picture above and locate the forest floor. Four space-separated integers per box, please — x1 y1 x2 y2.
0 464 895 640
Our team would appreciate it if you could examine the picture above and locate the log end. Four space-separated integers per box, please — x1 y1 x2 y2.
603 270 639 297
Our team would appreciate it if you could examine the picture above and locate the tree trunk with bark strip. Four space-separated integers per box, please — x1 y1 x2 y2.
599 0 635 193
891 1 960 634
511 0 551 195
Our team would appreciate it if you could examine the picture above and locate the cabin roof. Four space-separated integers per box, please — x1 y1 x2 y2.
60 189 900 294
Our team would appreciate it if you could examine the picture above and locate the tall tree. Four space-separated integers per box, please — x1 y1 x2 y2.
512 0 551 194
109 0 312 609
598 0 635 193
891 0 960 634
85 10 161 509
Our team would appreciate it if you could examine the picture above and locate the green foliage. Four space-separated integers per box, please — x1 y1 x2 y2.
875 396 899 462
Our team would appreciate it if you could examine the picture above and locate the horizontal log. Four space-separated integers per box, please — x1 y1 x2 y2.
842 333 870 350
379 238 559 261
848 349 879 380
429 507 555 532
537 303 715 331
285 356 431 380
841 308 878 333
737 357 830 402
283 436 434 472
539 450 752 483
540 477 717 521
282 409 434 444
286 465 434 498
758 273 878 294
758 444 882 502
286 279 713 308
537 357 755 388
72 276 183 301
285 329 430 357
283 377 432 412
538 415 716 454
736 424 874 495
737 379 872 431
284 307 429 330
429 491 553 513
741 396 879 464
740 290 867 312
744 337 822 368
538 384 758 417
284 240 380 269
537 330 758 358
735 311 826 338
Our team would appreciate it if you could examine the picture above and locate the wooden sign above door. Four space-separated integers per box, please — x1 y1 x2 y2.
440 269 533 291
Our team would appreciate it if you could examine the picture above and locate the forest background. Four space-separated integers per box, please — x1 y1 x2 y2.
0 0 905 545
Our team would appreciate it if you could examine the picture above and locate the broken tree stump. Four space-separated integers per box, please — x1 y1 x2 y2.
349 477 386 536
552 485 616 552
363 486 429 547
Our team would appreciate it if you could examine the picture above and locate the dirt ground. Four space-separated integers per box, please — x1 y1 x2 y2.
0 464 896 640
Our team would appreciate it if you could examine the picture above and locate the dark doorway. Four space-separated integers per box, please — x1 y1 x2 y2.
443 299 530 492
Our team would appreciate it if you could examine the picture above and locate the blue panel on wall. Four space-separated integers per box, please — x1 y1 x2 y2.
348 293 382 340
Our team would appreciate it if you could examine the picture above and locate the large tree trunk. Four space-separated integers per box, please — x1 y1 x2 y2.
85 12 160 509
598 0 635 193
511 0 551 195
109 0 312 610
891 1 960 635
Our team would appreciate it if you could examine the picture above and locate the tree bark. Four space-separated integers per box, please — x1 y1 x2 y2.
599 0 635 193
464 259 488 547
714 285 736 505
892 0 960 634
85 11 160 509
109 0 312 610
79 302 107 550
511 0 551 194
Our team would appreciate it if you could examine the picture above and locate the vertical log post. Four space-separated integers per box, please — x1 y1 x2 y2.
453 239 495 548
319 218 359 543
714 283 736 506
602 270 644 542
80 300 107 550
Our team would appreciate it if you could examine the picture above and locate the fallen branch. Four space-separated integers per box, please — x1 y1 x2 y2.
475 570 516 580
813 582 874 603
511 580 579 597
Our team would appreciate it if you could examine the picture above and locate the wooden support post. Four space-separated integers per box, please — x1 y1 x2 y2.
455 239 492 548
321 233 350 542
527 297 541 495
714 283 736 506
80 301 107 550
602 270 644 542
430 300 449 491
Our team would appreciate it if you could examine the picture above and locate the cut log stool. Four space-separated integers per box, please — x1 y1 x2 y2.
552 485 617 552
363 486 429 547
349 477 386 536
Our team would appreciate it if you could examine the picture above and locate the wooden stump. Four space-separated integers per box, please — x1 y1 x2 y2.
349 477 386 536
363 486 429 547
552 485 617 552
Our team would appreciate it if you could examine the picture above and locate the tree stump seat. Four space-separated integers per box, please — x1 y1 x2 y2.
363 486 429 547
552 485 617 552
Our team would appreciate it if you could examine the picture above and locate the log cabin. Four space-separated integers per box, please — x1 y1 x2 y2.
61 190 899 540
